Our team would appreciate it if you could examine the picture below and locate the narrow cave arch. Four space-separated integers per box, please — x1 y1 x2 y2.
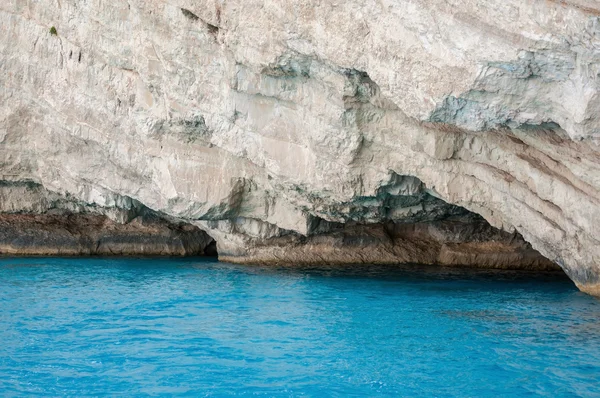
203 239 218 257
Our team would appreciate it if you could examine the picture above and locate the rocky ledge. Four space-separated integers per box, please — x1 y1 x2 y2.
0 213 215 257
1 1 599 294
0 182 215 256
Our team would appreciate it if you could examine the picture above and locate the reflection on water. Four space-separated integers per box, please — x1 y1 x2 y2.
0 257 599 397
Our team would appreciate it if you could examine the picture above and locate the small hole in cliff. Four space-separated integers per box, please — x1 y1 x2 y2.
69 50 72 59
206 23 219 38
204 240 218 257
180 8 219 39
181 8 200 21
78 51 82 63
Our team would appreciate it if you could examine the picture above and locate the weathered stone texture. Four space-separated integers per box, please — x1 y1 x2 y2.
1 1 599 292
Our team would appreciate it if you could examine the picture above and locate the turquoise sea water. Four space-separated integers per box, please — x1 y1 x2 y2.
1 257 599 397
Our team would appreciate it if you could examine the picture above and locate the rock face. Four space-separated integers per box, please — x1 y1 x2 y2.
0 182 215 256
0 213 215 256
1 1 599 292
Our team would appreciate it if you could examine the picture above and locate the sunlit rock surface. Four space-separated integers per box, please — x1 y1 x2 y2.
1 0 599 292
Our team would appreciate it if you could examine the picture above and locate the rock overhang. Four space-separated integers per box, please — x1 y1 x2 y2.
1 0 599 294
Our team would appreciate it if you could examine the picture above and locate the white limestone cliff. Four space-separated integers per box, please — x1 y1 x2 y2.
1 0 599 293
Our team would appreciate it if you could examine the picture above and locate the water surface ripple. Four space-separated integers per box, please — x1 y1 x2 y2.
1 257 599 396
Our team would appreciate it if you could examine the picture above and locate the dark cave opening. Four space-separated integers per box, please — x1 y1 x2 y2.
203 239 218 257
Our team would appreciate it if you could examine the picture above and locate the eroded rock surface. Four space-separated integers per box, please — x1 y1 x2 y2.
0 182 215 256
1 1 599 292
